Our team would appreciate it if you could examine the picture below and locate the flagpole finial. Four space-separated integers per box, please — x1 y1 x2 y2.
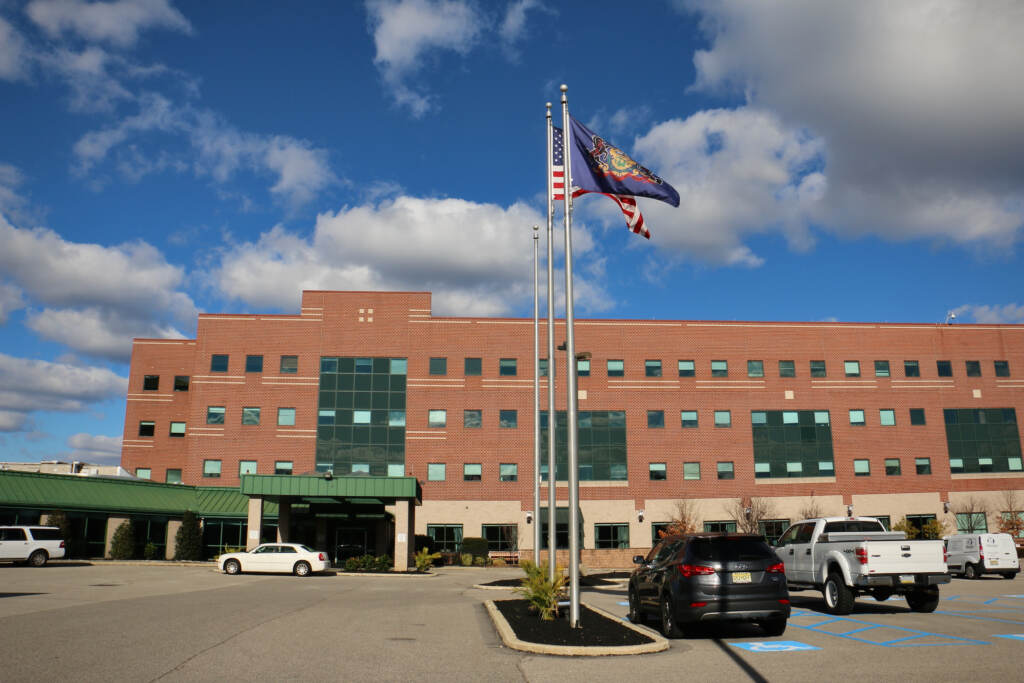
560 84 567 92
533 224 539 239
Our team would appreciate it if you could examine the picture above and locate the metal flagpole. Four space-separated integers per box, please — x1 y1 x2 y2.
532 224 541 565
545 102 558 583
559 84 581 628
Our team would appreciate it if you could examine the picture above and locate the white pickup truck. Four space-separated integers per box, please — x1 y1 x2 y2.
775 517 950 614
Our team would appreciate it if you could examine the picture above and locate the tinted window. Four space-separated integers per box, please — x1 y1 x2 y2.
823 520 885 533
1 528 27 541
688 538 773 562
29 528 63 540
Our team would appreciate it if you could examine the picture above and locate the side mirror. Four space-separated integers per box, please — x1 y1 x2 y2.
632 555 645 565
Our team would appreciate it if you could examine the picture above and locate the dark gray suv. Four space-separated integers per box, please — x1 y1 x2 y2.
628 533 790 637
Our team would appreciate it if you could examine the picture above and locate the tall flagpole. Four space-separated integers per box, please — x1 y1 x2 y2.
560 84 581 628
545 102 558 583
532 224 541 565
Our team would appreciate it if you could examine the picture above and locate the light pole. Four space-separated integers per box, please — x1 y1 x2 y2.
532 225 541 564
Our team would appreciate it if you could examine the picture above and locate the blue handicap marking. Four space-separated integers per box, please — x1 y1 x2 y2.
1004 595 1024 599
616 601 629 606
732 641 820 653
995 634 1024 641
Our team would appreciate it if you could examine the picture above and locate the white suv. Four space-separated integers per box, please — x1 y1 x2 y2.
0 526 67 566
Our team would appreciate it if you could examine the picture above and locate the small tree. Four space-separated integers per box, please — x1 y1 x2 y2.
44 509 74 556
892 518 920 539
920 519 948 540
951 496 990 533
658 499 700 538
797 496 824 520
109 520 135 560
997 490 1024 539
174 511 203 561
515 560 567 621
728 496 777 534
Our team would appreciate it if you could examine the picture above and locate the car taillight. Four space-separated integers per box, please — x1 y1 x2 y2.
765 562 785 574
318 553 326 561
678 563 715 577
59 541 65 548
778 599 790 605
855 547 868 565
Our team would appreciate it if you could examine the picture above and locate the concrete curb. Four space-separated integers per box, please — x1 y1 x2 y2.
485 600 669 656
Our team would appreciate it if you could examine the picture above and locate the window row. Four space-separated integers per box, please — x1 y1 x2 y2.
137 407 299 436
141 375 190 391
551 358 1011 379
646 457 937 479
206 354 300 374
426 463 519 482
134 461 295 481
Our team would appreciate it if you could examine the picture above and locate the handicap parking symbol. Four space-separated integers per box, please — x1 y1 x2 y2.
732 641 820 653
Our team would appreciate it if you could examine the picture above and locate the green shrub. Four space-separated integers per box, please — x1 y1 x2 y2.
344 556 363 572
414 547 441 572
460 552 473 566
514 560 567 621
374 554 392 572
474 555 486 567
174 511 203 561
461 536 489 559
143 542 160 560
109 521 135 560
892 518 920 539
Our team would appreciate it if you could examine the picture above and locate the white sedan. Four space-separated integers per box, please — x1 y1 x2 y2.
219 543 330 576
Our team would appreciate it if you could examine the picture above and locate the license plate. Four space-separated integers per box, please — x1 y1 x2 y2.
991 559 999 566
733 571 752 584
899 574 915 584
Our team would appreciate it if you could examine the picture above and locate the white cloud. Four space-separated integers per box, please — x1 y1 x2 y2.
212 195 609 316
367 0 484 116
66 432 123 463
499 0 549 58
0 282 26 324
27 307 187 360
0 352 127 433
951 303 1024 324
0 16 29 81
26 0 193 47
683 0 1024 248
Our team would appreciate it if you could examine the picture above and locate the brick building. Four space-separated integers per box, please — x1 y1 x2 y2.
120 290 1024 565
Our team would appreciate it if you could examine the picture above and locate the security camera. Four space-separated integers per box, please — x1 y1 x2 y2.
637 510 645 523
526 512 533 524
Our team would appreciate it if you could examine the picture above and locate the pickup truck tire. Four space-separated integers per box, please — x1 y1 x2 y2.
906 587 940 613
964 563 979 580
823 572 855 615
660 593 683 639
761 617 787 637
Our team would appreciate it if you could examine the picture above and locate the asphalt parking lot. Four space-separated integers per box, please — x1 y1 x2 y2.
2 563 1024 682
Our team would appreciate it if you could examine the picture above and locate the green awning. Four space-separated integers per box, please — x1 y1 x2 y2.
240 474 421 504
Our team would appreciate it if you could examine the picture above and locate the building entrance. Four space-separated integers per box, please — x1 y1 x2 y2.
334 526 368 564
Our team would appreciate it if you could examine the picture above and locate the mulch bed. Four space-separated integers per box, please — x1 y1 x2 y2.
494 599 653 647
480 571 629 588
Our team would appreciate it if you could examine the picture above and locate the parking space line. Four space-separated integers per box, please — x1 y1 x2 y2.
789 609 988 647
935 610 1024 626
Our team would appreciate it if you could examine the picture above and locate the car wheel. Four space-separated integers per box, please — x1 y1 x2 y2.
660 592 683 639
823 572 854 615
761 617 787 637
28 550 48 567
906 586 940 613
294 561 311 577
224 559 241 575
627 586 643 624
964 563 978 580
1004 572 1018 580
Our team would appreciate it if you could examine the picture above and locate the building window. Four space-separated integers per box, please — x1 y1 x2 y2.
905 514 936 535
239 461 257 476
351 463 370 475
995 360 1011 377
135 468 151 479
426 524 463 553
904 360 920 377
714 410 731 427
752 410 834 479
875 360 890 377
392 358 407 374
910 408 926 425
318 410 335 426
649 463 667 480
943 408 1021 474
759 519 791 545
352 410 371 425
428 410 446 428
965 360 981 377
711 360 728 377
499 410 518 428
885 458 901 475
499 463 518 482
810 360 827 377
241 407 261 425
499 358 517 376
138 421 155 437
647 410 665 428
779 360 795 377
879 409 896 426
678 360 695 377
607 359 624 377
389 410 406 427
854 459 871 476
165 469 182 484
463 463 482 481
684 462 700 480
169 422 186 437
203 460 221 478
354 358 372 374
704 521 737 533
594 523 630 549
245 355 263 373
427 463 446 481
956 512 988 533
651 523 671 544
849 409 865 426
915 457 931 475
275 461 293 475
387 464 404 477
206 406 225 424
680 410 698 428
278 407 296 426
844 361 860 377
464 409 482 428
464 357 482 376
748 360 764 378
143 375 159 391
429 357 447 375
539 358 548 377
210 354 229 372
645 360 662 377
279 355 298 374
717 461 735 479
937 360 952 377
577 359 591 377
173 375 189 391
483 524 518 551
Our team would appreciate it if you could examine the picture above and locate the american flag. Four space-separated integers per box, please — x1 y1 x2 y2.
551 125 650 239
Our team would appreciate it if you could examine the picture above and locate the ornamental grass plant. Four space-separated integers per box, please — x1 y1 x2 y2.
514 560 567 621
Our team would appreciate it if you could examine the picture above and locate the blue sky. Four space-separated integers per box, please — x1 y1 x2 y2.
1 0 1022 464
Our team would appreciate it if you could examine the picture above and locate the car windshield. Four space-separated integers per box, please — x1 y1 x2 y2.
689 538 773 562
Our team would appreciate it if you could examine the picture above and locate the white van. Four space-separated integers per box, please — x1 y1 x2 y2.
945 533 1020 579
0 526 66 566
